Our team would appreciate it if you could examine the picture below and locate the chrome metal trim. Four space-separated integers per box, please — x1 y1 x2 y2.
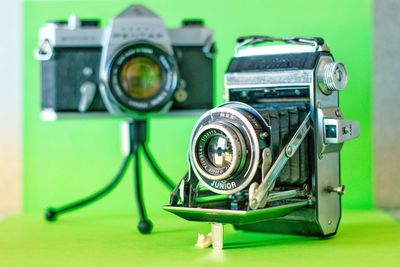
234 36 329 57
235 44 318 57
163 200 310 224
225 70 313 89
323 118 360 144
191 123 245 181
189 105 261 195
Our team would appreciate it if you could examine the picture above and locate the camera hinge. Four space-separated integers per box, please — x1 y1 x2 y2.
261 147 272 181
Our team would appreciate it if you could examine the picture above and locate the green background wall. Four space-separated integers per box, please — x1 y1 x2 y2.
23 0 372 215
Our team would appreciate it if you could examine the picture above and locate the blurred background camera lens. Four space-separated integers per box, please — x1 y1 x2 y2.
206 135 233 168
118 56 162 99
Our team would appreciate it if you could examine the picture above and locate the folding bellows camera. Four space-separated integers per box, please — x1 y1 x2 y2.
165 36 360 249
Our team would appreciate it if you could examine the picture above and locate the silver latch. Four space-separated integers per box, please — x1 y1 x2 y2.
318 107 360 156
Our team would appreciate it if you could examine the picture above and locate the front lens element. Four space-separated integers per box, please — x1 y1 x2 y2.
194 124 246 181
206 135 233 168
118 56 162 99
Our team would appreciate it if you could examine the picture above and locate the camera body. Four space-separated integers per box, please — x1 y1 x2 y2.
165 36 359 249
36 5 215 120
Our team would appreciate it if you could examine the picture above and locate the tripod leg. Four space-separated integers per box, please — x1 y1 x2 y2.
142 143 175 190
132 145 153 234
45 155 131 222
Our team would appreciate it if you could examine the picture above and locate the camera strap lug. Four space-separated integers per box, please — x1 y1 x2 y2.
35 39 53 61
202 36 216 59
249 113 311 210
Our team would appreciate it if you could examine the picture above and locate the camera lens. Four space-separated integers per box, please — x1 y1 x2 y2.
206 135 233 168
194 125 244 181
107 43 179 112
190 103 270 194
118 56 162 100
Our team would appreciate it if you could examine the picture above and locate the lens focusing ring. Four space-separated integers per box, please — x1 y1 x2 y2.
193 123 246 181
107 42 179 113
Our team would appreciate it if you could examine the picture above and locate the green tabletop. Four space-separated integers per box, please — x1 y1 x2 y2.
0 210 399 267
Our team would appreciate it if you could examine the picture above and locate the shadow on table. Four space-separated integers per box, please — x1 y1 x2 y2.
223 231 319 250
221 215 400 250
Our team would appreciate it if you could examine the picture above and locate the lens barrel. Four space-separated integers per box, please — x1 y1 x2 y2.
107 43 179 112
194 123 246 181
190 102 269 194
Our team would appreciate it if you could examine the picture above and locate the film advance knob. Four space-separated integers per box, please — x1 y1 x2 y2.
323 62 348 92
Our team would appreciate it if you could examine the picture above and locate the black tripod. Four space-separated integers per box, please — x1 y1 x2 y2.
45 120 175 234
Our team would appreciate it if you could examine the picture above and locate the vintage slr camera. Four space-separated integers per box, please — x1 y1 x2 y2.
36 5 215 120
165 36 360 249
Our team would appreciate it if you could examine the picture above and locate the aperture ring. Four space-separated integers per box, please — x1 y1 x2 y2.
193 122 246 181
189 104 266 195
107 42 179 112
